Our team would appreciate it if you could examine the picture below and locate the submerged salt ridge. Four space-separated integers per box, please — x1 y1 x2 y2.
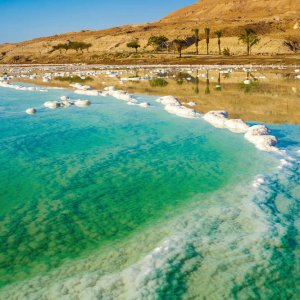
1 144 299 299
0 82 299 299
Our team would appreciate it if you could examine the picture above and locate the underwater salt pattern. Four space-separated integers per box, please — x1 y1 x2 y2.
0 86 299 299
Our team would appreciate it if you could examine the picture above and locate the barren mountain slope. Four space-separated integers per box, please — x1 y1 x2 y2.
0 0 299 64
163 0 299 22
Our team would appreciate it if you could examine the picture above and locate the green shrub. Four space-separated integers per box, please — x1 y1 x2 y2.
149 78 169 87
54 76 93 83
223 47 231 56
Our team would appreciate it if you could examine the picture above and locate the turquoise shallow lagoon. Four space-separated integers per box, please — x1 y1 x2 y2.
0 85 299 299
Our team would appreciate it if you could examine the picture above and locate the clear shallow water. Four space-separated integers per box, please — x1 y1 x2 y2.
0 85 299 299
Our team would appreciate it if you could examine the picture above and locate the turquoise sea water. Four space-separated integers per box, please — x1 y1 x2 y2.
0 85 299 299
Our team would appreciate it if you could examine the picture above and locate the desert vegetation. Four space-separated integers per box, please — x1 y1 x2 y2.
50 41 92 54
173 39 188 58
192 29 200 55
283 37 299 53
147 36 169 51
239 29 260 55
127 40 141 53
215 31 222 55
204 27 210 55
1 0 299 65
54 75 93 83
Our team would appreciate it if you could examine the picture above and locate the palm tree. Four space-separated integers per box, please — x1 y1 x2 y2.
204 27 210 55
215 31 222 55
192 29 200 55
127 40 141 53
238 28 260 55
173 39 187 58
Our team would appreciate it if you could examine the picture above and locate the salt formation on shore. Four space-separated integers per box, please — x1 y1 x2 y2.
44 101 60 109
156 96 197 119
75 90 100 96
70 83 91 91
102 87 135 102
74 100 91 107
203 111 278 152
0 81 48 92
203 111 249 133
43 99 91 109
139 102 150 108
244 125 278 152
60 96 70 101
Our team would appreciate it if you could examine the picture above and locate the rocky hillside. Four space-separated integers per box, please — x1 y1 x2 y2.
163 0 299 22
0 0 299 64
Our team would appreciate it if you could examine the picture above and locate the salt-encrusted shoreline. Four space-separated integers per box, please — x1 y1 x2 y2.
154 95 280 153
0 79 284 153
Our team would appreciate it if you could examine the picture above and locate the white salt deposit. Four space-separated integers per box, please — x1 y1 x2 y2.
104 86 116 92
62 101 72 108
244 125 278 152
139 102 150 108
70 83 91 91
102 88 136 102
25 108 36 115
0 81 48 92
75 90 100 96
203 113 278 152
60 96 70 101
74 100 91 107
156 96 196 118
224 119 249 133
156 96 180 106
44 101 60 109
164 104 196 118
202 111 228 128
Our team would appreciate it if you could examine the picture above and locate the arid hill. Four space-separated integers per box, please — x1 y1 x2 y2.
0 0 299 64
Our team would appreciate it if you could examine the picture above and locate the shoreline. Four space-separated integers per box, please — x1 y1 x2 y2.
5 63 300 125
1 54 300 66
0 80 285 154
